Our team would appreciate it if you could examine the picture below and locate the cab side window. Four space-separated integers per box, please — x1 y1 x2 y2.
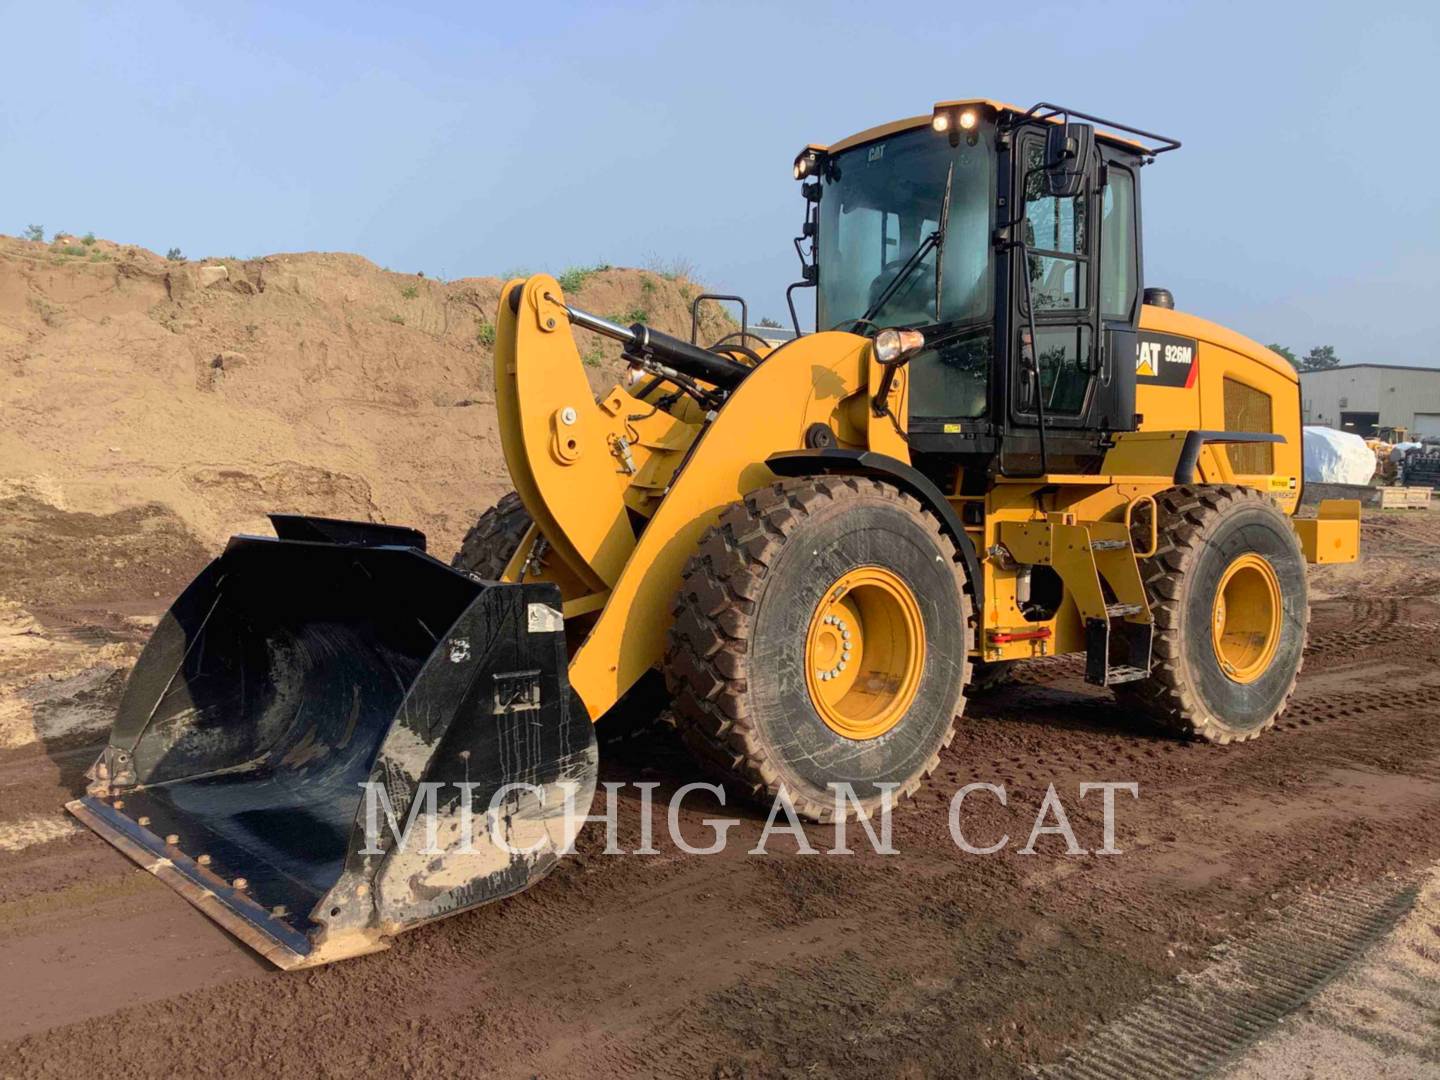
1100 167 1137 321
1022 143 1087 311
1031 325 1092 414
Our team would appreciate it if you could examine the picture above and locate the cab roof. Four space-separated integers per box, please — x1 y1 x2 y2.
811 99 1167 158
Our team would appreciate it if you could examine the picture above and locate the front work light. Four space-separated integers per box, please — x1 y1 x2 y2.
793 149 821 180
933 107 980 141
873 328 926 365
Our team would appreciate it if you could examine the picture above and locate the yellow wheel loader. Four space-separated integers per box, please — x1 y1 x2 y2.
68 99 1361 968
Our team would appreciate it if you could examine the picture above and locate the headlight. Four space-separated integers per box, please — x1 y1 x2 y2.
873 328 926 365
931 113 950 133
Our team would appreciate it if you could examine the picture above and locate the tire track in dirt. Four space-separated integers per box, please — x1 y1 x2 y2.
1038 877 1422 1079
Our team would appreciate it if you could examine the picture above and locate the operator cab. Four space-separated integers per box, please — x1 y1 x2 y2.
789 100 1180 479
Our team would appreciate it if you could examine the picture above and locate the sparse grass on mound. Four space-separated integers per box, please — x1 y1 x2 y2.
556 263 611 293
608 307 649 326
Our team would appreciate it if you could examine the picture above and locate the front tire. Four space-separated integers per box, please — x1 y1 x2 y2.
1118 485 1308 743
451 492 531 579
665 477 971 821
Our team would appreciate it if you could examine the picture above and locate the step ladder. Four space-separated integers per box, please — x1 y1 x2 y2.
999 514 1154 688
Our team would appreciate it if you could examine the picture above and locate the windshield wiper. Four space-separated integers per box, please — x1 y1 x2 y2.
934 162 954 319
860 162 955 328
860 231 937 325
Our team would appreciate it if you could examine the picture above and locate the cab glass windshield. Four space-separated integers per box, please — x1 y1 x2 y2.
817 124 994 332
817 123 996 419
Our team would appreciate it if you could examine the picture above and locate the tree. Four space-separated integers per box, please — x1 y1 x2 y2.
1267 343 1299 371
1301 345 1340 371
166 247 185 262
757 316 782 328
23 224 43 242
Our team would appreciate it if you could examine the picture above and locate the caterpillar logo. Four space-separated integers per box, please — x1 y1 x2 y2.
1135 332 1199 388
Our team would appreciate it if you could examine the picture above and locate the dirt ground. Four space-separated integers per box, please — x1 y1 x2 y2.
0 502 1435 1077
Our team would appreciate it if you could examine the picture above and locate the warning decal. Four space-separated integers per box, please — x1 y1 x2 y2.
1135 332 1199 388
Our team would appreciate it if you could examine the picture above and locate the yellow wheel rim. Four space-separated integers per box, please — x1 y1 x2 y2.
804 566 925 740
1211 553 1282 684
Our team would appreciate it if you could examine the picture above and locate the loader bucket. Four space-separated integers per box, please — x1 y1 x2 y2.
67 516 597 969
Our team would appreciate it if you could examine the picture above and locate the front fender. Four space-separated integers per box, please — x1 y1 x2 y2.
566 331 873 720
764 449 983 614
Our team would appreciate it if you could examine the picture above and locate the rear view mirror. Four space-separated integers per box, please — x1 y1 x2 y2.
1044 122 1094 198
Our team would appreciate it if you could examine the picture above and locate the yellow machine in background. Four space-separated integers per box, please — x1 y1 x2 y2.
70 98 1360 968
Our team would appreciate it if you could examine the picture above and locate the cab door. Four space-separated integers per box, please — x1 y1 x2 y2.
1009 127 1100 433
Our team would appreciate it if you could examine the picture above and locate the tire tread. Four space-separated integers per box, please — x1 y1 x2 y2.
1117 484 1308 744
664 476 971 821
451 491 532 579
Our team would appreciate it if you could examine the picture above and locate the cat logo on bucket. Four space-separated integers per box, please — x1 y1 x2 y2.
1135 332 1199 388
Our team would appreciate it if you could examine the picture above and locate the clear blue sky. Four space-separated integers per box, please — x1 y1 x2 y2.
4 0 1437 362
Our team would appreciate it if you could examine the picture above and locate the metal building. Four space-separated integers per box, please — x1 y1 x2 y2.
1300 364 1440 438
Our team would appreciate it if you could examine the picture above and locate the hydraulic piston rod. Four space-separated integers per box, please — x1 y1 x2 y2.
564 303 750 391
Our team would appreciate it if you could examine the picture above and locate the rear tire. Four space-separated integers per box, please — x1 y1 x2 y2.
1117 484 1308 743
665 477 971 822
451 492 531 579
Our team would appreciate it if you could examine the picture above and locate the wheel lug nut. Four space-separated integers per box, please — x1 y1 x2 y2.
842 630 851 641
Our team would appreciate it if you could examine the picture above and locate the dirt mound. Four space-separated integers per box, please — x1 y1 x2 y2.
0 235 732 556
0 235 735 753
0 496 208 615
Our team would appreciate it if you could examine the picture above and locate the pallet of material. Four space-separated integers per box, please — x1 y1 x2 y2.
1378 486 1433 509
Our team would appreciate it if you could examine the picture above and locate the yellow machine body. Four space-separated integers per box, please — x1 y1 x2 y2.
494 275 910 719
492 277 1358 720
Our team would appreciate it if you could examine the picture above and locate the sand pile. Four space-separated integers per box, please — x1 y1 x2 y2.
0 234 733 557
0 234 735 748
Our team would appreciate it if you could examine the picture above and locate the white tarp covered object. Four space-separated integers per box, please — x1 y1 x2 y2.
1303 426 1375 484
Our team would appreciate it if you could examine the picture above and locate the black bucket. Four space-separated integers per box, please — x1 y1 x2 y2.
68 517 597 968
